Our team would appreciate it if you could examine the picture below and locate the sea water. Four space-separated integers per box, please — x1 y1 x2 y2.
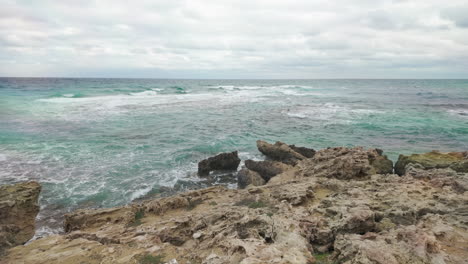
1 78 467 236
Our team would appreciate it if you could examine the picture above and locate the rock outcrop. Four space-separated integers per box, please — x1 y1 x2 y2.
0 181 41 254
256 140 315 165
198 151 241 176
395 150 468 176
244 160 293 182
298 147 393 180
237 168 265 189
2 144 468 264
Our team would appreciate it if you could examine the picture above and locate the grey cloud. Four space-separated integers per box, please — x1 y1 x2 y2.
441 6 468 28
0 0 467 78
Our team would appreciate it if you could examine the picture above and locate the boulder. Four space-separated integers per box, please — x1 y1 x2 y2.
244 160 293 182
256 140 314 165
237 168 266 189
198 151 241 176
0 181 41 253
298 147 393 180
395 150 468 176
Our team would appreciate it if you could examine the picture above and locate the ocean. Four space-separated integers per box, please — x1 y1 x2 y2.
1 78 467 236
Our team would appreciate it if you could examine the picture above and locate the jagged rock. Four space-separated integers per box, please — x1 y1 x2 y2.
237 168 266 189
298 147 393 179
405 166 468 193
0 181 41 253
244 160 293 182
395 150 468 176
256 140 314 165
198 151 241 176
3 146 468 264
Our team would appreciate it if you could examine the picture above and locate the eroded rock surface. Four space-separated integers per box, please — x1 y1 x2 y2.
0 181 41 254
3 146 468 264
237 168 265 189
298 147 393 180
395 151 468 176
256 140 314 165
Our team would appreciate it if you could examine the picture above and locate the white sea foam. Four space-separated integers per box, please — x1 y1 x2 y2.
0 154 7 161
129 90 159 96
129 185 153 201
283 103 383 123
447 109 468 117
62 93 75 97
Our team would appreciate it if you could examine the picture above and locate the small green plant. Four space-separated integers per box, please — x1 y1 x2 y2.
139 254 165 264
235 198 268 209
209 201 217 206
128 209 145 227
313 252 336 264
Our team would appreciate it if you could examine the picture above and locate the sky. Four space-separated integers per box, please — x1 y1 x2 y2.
1 0 468 79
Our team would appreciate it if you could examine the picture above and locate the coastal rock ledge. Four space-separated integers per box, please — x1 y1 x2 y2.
0 181 41 254
2 144 468 264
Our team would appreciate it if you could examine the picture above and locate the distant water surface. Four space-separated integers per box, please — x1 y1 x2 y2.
1 78 467 236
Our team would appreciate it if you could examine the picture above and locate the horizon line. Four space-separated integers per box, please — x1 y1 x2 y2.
1 77 468 80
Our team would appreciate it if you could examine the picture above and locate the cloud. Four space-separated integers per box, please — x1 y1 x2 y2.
0 0 467 78
441 6 468 28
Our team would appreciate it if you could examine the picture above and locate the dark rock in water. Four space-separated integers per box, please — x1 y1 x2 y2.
244 160 293 182
198 151 241 176
0 181 41 253
395 151 468 176
256 140 314 165
237 168 266 189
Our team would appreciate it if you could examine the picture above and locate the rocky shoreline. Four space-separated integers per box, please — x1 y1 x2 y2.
1 141 467 263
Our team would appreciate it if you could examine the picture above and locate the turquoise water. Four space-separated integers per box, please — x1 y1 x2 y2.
1 78 467 235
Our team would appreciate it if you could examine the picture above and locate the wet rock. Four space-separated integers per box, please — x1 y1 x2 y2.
395 150 468 176
244 160 293 182
0 181 41 253
256 140 314 165
237 168 266 189
198 151 241 176
299 147 393 179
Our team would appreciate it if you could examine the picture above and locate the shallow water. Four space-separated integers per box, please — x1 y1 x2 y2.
1 78 467 236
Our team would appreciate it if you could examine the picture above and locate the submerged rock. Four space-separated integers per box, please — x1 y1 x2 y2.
198 151 241 176
298 147 393 180
256 140 314 165
0 181 41 253
395 150 468 176
237 168 266 189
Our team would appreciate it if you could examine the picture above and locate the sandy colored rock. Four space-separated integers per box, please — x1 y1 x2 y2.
0 181 41 254
256 140 314 165
3 146 468 264
298 147 393 180
395 150 468 176
237 168 266 189
244 160 293 182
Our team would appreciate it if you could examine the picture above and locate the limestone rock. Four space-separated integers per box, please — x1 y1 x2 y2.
0 181 41 253
237 168 266 189
256 140 314 165
395 150 468 176
198 151 241 176
298 147 393 180
244 160 293 182
3 145 468 264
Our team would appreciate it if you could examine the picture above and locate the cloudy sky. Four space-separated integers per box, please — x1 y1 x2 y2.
1 0 468 78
